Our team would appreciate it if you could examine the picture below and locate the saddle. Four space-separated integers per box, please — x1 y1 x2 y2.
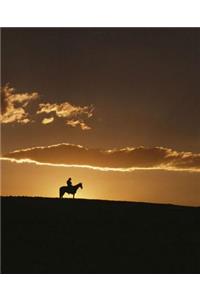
66 184 73 192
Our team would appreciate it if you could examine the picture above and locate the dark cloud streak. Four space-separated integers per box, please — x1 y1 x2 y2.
3 143 200 172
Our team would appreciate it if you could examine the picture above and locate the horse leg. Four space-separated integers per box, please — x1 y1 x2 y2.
60 189 65 198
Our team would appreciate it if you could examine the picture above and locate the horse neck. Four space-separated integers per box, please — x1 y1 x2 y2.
74 183 81 188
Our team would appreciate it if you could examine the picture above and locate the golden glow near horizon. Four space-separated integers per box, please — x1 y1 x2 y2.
1 158 200 206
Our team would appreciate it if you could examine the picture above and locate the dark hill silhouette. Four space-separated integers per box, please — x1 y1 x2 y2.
1 196 200 273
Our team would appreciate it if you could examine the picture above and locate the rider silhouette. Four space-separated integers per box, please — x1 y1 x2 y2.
66 177 72 187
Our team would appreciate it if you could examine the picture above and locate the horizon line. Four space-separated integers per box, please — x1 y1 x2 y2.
1 195 200 208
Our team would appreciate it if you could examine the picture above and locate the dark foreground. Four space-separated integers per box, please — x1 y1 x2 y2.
1 196 200 273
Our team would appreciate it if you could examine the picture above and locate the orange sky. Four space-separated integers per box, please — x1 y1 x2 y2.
1 158 200 206
1 28 200 206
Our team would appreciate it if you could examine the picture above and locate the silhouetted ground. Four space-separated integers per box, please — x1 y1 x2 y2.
1 196 200 273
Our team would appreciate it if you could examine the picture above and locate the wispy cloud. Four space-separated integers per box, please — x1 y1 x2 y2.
0 84 39 124
37 102 94 129
37 102 93 118
2 143 200 172
42 117 54 125
0 84 94 130
66 119 91 130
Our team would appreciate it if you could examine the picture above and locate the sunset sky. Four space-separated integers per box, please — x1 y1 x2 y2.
1 28 200 206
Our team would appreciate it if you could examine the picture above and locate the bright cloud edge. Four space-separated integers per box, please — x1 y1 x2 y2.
1 157 200 173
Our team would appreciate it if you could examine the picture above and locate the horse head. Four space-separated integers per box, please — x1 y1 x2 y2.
79 183 83 189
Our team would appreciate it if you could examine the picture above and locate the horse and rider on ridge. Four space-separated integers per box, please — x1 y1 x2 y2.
59 177 83 198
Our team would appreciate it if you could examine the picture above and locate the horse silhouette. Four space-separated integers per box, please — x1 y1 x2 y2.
59 182 83 198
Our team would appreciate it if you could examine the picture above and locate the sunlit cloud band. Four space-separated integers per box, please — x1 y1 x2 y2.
1 157 200 173
1 143 200 173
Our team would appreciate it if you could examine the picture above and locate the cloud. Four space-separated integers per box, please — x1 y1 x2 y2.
37 102 93 118
1 84 94 130
0 84 39 124
37 102 94 129
66 119 91 130
2 143 200 172
42 117 54 125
